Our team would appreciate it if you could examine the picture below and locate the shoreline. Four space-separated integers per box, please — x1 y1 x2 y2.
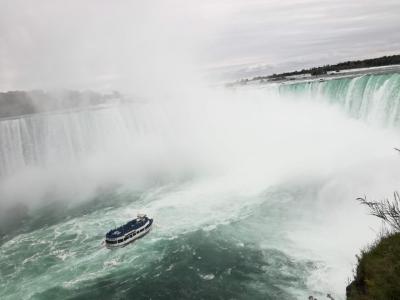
231 64 400 87
230 55 400 86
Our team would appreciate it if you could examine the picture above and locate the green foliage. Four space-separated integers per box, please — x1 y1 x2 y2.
358 192 400 232
346 233 400 299
348 189 400 299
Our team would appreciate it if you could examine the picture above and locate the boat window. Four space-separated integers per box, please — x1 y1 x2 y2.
118 239 123 243
106 240 117 244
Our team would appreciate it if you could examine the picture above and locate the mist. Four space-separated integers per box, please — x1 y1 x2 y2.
0 0 209 94
1 87 399 209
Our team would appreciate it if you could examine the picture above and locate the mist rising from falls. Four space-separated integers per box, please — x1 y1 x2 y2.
0 101 207 206
1 75 399 210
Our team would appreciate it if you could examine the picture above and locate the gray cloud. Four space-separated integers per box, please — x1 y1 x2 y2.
204 0 400 80
0 0 399 90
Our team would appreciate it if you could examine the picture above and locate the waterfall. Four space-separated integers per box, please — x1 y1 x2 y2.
1 72 399 179
0 103 172 177
276 73 400 126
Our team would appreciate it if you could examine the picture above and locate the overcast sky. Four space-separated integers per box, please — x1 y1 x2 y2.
1 0 399 91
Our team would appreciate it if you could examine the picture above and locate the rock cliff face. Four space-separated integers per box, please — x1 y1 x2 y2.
346 233 400 299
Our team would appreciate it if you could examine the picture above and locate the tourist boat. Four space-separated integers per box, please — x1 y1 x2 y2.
104 214 153 248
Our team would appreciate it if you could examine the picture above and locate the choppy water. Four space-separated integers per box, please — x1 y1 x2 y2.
1 72 400 299
1 181 341 299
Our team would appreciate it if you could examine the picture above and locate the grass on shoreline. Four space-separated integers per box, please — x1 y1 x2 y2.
346 232 400 300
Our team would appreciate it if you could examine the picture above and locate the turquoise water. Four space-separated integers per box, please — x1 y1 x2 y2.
1 184 324 299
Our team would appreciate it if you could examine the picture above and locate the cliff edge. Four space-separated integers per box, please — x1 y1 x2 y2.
346 232 400 299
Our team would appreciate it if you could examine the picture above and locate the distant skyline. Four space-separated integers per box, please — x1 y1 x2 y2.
1 0 400 91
